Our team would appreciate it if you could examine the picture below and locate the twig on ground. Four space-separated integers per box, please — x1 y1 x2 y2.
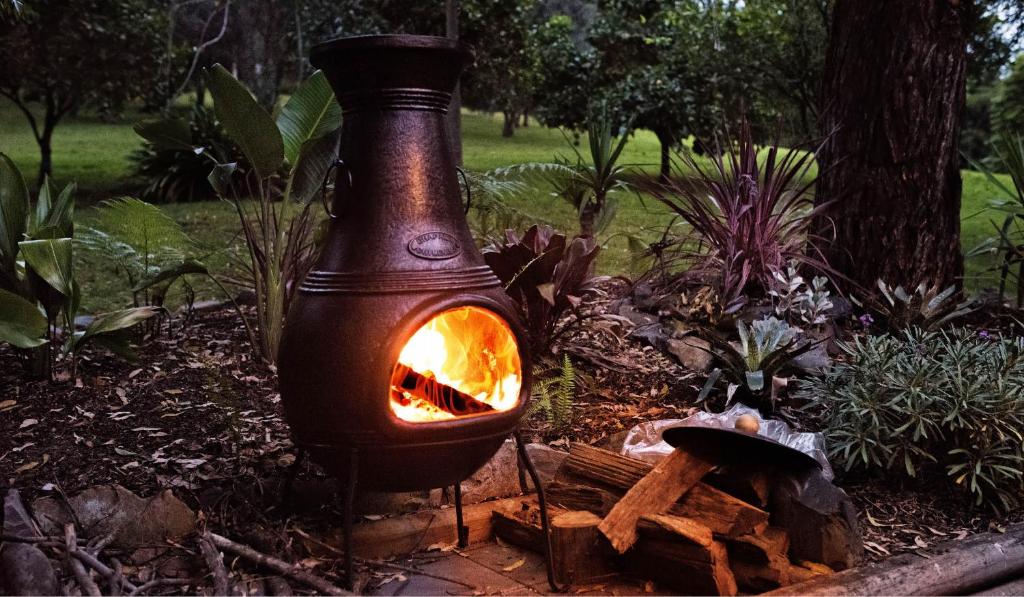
209 532 353 596
199 530 234 596
72 548 139 594
66 524 102 597
289 526 476 590
127 578 193 596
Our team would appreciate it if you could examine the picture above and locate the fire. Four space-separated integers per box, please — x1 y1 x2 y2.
390 306 522 422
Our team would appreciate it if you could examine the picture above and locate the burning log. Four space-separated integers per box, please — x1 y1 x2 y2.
392 364 495 417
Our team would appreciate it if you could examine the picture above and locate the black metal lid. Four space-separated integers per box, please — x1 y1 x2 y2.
661 425 821 472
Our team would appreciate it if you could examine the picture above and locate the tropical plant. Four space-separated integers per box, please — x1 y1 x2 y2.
134 65 340 365
131 104 244 203
0 155 160 379
77 197 195 308
698 316 818 411
530 354 576 431
498 107 635 238
966 132 1024 307
461 169 537 246
858 279 975 332
653 122 834 316
483 224 600 354
799 328 1024 511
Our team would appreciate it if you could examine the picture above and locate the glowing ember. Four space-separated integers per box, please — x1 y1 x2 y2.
390 306 522 422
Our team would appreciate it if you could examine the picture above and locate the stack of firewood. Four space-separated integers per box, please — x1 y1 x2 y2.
493 442 860 595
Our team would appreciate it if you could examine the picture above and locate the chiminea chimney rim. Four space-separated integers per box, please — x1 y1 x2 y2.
310 33 471 62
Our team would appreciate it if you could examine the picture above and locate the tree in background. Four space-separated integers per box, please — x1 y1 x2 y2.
0 0 165 184
816 1 968 290
530 14 595 132
993 56 1024 139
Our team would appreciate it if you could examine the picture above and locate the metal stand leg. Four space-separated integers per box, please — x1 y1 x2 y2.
281 448 308 507
513 431 566 593
453 483 468 548
342 448 359 591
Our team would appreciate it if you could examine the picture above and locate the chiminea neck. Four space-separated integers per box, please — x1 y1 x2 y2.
308 34 479 274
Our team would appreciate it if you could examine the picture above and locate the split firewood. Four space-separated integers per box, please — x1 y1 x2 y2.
209 532 353 596
786 560 834 584
550 511 614 585
723 527 790 564
558 443 769 537
491 499 567 553
628 515 738 596
730 552 792 592
706 467 772 507
392 364 494 415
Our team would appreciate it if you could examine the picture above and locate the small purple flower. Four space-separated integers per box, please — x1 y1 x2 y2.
858 313 874 327
979 329 991 340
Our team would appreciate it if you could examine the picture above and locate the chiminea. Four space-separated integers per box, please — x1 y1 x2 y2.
279 35 559 589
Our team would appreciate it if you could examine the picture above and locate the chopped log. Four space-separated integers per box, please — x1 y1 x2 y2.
787 560 833 585
550 511 613 585
491 499 567 553
393 365 494 415
557 443 768 536
628 519 738 596
723 527 790 565
730 553 791 592
762 522 1024 596
599 447 717 553
769 469 862 570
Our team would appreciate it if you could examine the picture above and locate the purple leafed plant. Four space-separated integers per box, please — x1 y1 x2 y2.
653 122 834 315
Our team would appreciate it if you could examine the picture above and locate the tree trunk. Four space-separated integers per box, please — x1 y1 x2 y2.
816 0 966 290
501 111 517 137
579 203 598 238
656 130 674 183
522 109 529 127
233 0 286 110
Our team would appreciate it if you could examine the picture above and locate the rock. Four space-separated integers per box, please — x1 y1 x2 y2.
524 443 568 487
769 469 863 571
628 323 669 350
2 489 59 596
792 342 832 372
32 484 194 550
356 490 442 515
460 440 521 505
617 302 660 327
0 543 60 595
666 336 713 372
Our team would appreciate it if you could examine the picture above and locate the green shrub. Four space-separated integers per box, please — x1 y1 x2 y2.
799 328 1024 511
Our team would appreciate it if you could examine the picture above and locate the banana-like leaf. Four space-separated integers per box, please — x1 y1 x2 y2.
0 153 29 271
36 175 52 227
276 70 341 164
73 306 161 350
133 118 194 151
134 258 209 292
208 162 238 196
0 288 47 348
286 129 340 204
207 64 284 179
18 238 73 297
43 182 76 237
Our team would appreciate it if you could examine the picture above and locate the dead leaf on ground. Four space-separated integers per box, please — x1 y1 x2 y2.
502 558 526 572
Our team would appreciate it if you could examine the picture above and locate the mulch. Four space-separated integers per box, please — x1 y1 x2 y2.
2 285 1023 592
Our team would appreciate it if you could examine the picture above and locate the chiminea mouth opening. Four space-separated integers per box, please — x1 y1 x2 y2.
389 305 522 423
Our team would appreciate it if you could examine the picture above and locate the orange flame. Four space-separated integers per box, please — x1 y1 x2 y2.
390 306 522 422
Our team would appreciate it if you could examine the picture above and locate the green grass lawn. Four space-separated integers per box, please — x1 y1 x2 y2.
0 99 1016 312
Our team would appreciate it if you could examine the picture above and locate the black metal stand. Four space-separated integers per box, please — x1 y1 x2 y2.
334 433 566 593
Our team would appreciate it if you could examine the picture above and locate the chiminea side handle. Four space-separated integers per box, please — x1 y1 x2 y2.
321 159 353 219
455 166 471 214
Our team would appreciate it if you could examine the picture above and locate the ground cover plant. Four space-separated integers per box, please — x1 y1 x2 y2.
800 328 1024 511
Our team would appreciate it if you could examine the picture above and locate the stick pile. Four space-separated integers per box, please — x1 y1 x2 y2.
493 442 839 595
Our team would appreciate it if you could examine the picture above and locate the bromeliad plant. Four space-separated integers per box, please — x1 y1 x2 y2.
698 316 819 412
483 224 600 354
653 122 834 317
0 155 160 379
858 279 974 332
135 65 341 365
799 328 1024 512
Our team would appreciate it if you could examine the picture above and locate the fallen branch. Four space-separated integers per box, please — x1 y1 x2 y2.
209 532 353 596
66 524 102 597
72 549 139 594
127 578 194 596
199 531 233 596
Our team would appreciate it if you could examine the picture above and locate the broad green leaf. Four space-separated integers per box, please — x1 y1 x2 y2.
134 258 209 292
73 306 161 350
286 130 339 204
208 162 238 196
133 118 194 151
0 153 29 270
90 197 191 255
207 64 284 179
0 288 46 348
45 182 76 237
276 70 341 164
35 175 52 228
18 238 73 297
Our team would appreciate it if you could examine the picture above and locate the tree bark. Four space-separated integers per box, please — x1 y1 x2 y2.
816 0 967 290
656 129 674 182
446 0 462 166
233 0 286 110
501 111 517 137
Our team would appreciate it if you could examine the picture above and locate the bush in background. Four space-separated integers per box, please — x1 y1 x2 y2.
799 328 1024 511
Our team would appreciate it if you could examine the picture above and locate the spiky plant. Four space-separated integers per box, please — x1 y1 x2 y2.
858 279 975 331
653 122 834 316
